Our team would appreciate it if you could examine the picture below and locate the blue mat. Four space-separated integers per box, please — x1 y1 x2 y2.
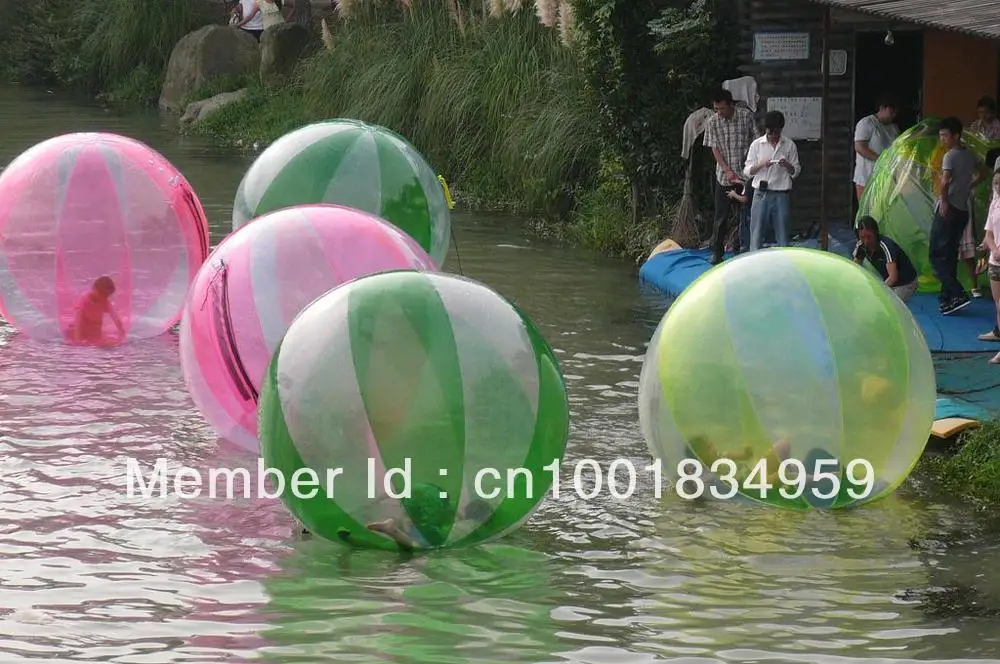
935 396 994 421
638 248 998 353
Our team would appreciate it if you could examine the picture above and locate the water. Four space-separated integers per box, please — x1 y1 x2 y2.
1 84 1000 663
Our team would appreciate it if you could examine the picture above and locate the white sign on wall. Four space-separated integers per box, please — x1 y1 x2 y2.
753 32 810 60
766 97 823 141
828 49 847 76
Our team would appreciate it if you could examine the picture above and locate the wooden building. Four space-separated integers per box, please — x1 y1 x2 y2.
737 0 1000 246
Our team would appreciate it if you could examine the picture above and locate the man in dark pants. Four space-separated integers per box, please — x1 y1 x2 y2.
702 89 759 264
929 117 982 315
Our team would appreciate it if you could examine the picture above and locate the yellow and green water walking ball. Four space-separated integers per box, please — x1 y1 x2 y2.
637 247 936 510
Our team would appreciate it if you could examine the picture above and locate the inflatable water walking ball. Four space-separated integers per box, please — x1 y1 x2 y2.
179 204 437 453
637 247 936 510
859 117 1000 293
258 271 570 550
0 132 209 344
232 119 451 267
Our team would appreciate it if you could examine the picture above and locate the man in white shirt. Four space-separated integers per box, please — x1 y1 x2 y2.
743 111 801 252
853 94 899 203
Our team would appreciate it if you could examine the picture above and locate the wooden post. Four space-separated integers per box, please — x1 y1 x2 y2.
820 5 831 251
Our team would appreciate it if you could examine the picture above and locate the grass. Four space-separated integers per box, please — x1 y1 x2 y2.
180 73 260 111
916 422 1000 510
186 86 310 147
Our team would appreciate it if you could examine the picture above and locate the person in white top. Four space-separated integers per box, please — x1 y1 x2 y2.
853 95 899 203
977 165 1000 363
236 0 265 40
742 111 801 252
259 0 285 29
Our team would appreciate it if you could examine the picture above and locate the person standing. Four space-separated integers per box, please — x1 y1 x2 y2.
236 0 265 40
853 95 899 203
978 168 1000 362
702 89 758 264
930 117 982 315
259 0 285 29
969 96 1000 141
743 111 800 252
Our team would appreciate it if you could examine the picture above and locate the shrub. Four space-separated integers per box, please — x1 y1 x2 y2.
0 0 214 106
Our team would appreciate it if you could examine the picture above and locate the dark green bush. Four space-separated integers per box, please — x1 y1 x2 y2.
571 0 739 233
0 0 214 106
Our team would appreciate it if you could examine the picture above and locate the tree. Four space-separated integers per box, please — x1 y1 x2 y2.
572 0 738 225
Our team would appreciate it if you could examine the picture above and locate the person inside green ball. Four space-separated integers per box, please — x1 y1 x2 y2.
335 483 493 552
683 435 791 485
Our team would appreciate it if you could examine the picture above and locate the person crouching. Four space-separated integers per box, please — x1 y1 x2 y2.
853 216 919 302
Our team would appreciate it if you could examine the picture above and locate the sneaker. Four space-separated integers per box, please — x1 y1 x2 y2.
972 288 984 298
942 295 972 315
979 330 1000 341
990 352 1000 365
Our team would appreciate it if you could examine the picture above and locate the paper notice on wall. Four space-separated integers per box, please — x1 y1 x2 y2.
766 97 822 141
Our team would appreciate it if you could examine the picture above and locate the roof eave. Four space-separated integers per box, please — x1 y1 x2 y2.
803 0 1000 41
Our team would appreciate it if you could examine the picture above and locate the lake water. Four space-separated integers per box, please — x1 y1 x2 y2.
1 84 999 663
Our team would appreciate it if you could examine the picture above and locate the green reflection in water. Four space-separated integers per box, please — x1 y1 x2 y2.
257 540 559 662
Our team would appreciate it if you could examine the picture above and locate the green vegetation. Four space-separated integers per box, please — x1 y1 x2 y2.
917 423 1000 510
192 4 597 220
570 0 739 256
0 0 215 106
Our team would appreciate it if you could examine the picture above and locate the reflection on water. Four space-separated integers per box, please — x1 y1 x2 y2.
2 85 1000 662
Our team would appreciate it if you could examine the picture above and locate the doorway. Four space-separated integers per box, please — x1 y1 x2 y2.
854 30 924 130
851 29 923 218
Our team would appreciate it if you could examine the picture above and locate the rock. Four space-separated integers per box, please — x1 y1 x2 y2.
160 25 260 113
180 88 250 125
260 22 315 88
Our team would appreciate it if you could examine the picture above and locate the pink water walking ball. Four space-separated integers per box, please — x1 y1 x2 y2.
179 204 437 452
0 132 209 344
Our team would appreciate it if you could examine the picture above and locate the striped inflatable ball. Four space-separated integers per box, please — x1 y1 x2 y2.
232 119 451 267
179 204 437 453
638 247 936 510
259 271 570 550
0 132 209 343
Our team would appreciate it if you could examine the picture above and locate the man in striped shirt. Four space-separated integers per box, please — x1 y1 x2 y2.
703 89 759 264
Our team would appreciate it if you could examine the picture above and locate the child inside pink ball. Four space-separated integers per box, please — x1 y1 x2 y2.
66 276 126 346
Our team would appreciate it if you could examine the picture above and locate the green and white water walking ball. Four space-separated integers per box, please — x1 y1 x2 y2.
232 119 451 266
638 247 936 510
259 271 570 550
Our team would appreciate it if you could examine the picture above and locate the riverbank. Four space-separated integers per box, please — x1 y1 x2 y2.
917 423 1000 512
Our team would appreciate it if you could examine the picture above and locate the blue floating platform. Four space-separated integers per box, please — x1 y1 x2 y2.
638 248 998 353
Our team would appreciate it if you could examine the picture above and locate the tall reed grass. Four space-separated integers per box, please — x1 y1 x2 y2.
309 5 598 213
198 3 599 215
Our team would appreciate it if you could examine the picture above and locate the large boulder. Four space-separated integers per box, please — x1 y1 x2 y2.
160 25 260 113
260 22 315 88
180 88 250 125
